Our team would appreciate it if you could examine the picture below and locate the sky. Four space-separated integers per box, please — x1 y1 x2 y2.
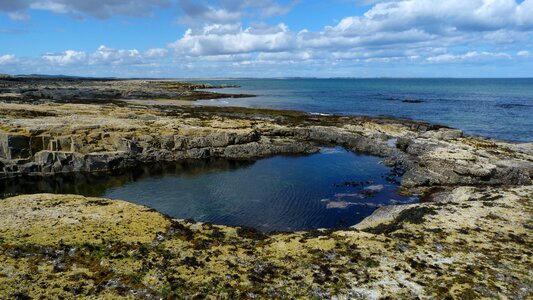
0 0 532 78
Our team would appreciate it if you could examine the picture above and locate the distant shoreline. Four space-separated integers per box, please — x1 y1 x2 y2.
4 74 533 80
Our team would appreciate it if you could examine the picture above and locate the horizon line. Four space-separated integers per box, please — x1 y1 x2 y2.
4 74 533 80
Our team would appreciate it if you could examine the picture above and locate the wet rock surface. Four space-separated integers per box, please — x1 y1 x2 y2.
0 78 532 299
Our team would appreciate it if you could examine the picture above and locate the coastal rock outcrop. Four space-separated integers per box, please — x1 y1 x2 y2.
0 186 531 299
0 77 252 103
0 78 531 299
1 102 531 194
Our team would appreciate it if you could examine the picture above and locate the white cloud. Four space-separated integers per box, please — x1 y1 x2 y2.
144 48 169 59
42 50 87 65
1 0 171 19
1 0 296 21
335 0 533 34
320 0 533 50
170 23 295 56
30 1 69 14
517 50 530 57
257 51 315 61
168 0 533 64
200 53 253 62
177 0 296 26
7 11 30 21
0 54 17 65
90 45 142 65
39 46 174 67
426 51 512 63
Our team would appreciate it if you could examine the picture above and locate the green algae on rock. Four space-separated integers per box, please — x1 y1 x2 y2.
0 187 531 299
0 194 170 246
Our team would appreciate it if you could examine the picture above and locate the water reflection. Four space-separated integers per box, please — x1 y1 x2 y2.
0 148 417 232
0 159 255 199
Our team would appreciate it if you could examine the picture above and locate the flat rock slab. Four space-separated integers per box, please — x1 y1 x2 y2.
0 194 170 246
0 187 531 299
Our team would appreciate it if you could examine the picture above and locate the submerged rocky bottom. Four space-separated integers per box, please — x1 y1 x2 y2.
0 147 416 232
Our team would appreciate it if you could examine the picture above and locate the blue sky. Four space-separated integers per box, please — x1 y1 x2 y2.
0 0 532 78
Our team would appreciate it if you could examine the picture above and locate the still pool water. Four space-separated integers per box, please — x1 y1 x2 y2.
0 148 416 232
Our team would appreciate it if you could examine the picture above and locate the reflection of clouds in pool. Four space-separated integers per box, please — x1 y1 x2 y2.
389 197 418 205
319 147 345 154
364 184 385 192
334 192 365 199
387 138 398 148
332 184 386 200
323 199 386 209
325 201 356 209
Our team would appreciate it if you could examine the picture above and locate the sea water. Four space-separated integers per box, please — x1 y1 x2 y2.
193 78 533 142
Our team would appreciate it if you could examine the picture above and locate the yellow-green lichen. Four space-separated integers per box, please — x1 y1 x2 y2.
1 186 531 299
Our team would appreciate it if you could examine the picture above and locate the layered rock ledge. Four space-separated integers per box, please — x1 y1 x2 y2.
0 79 532 299
0 101 531 195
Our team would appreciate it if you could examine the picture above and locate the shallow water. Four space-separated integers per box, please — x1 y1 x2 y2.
191 78 533 142
0 148 416 232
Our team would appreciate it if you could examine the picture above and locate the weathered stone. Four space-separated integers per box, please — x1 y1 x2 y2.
396 137 411 151
35 151 85 173
29 136 44 154
0 186 531 299
0 133 31 159
84 151 132 172
0 100 530 189
186 147 211 159
422 128 463 140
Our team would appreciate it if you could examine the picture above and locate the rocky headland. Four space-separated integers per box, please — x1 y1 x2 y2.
0 76 251 104
0 78 531 299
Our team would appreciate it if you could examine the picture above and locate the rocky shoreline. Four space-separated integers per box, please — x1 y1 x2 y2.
0 78 532 299
0 76 252 103
1 100 531 192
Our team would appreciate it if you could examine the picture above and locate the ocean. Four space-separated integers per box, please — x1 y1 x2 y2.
193 78 533 142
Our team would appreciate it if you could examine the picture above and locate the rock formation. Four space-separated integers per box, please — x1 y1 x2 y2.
0 186 531 299
0 78 531 299
0 101 531 196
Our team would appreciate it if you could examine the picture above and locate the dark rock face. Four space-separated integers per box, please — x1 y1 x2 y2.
1 121 531 192
0 133 32 160
0 130 322 177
